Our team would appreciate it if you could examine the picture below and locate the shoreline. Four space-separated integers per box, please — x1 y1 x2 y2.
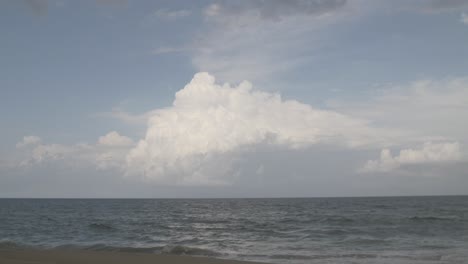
0 249 266 264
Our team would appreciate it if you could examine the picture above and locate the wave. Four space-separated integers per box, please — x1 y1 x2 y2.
270 254 315 260
270 253 443 261
161 245 222 257
339 235 389 245
33 243 222 257
53 243 161 253
71 244 222 257
408 216 457 221
379 254 443 261
0 241 222 258
319 216 355 224
0 240 454 264
88 223 118 232
270 253 379 260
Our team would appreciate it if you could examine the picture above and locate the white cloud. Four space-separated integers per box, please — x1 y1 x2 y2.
187 1 468 83
152 46 186 55
189 1 354 82
329 78 468 142
362 142 462 172
154 8 191 20
14 132 134 170
203 0 347 21
96 0 128 8
424 0 468 11
98 131 134 147
16 136 42 148
30 143 73 164
125 72 388 185
96 108 152 125
462 13 468 25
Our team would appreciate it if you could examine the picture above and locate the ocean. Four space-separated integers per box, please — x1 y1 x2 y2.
0 196 467 264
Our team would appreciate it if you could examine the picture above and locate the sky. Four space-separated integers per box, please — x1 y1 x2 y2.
1 0 468 198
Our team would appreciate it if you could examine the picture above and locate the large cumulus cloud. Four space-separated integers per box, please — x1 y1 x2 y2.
125 72 388 184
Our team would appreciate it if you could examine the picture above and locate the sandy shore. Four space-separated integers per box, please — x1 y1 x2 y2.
0 249 265 264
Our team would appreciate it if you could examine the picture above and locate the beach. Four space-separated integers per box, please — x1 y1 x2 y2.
0 249 263 264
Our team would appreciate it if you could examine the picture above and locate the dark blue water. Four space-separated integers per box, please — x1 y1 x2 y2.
1 197 467 263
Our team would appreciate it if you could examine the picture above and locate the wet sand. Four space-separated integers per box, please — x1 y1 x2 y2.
0 249 264 264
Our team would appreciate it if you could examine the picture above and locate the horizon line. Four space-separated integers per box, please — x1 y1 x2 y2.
1 194 467 199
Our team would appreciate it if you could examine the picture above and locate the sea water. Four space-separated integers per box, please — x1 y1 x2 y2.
1 196 467 264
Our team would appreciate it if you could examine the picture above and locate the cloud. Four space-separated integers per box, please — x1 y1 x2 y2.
152 46 188 55
204 0 347 21
29 143 73 164
462 13 468 24
96 0 128 8
22 0 48 15
96 108 155 125
16 136 42 148
426 0 468 11
328 77 468 143
154 8 191 20
190 0 468 82
98 131 134 147
14 132 134 170
362 142 462 172
189 0 352 82
125 72 388 185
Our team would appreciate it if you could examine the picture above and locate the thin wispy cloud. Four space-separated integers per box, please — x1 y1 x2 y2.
154 8 191 20
461 12 468 24
426 0 468 11
188 0 352 83
204 0 347 21
95 0 128 8
95 108 155 125
329 78 468 141
151 46 188 55
22 0 48 15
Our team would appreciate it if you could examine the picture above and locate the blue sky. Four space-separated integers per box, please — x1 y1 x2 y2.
1 0 468 197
